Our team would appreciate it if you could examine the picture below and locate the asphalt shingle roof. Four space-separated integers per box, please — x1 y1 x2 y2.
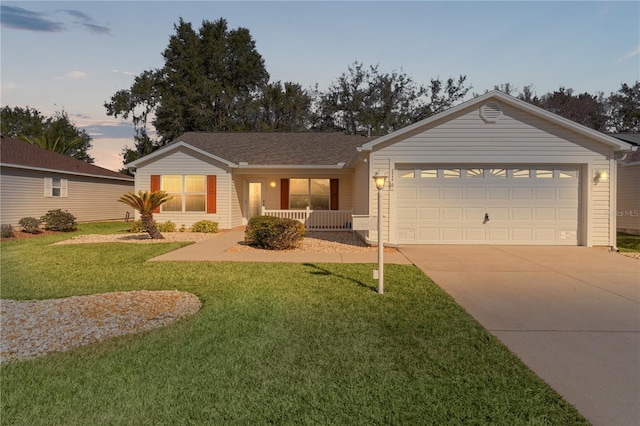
167 132 371 166
0 136 133 180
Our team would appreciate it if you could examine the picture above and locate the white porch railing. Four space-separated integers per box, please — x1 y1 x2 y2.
262 207 353 231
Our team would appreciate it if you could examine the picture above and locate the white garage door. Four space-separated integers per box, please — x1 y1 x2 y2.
395 166 580 245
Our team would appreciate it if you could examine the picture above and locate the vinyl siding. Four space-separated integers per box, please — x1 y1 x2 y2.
230 175 244 228
617 164 640 233
1 167 134 226
134 148 232 228
370 101 615 246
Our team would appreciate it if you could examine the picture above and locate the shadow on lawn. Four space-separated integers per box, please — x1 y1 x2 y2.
302 263 377 292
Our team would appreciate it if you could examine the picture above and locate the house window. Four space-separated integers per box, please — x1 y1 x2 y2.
161 175 206 212
420 169 437 178
289 178 330 210
443 169 460 178
466 168 484 178
44 177 68 197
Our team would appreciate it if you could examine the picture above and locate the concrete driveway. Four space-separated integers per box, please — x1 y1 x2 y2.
398 245 639 426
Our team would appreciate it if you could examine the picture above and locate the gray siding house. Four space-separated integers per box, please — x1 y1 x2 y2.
1 136 134 227
127 91 634 248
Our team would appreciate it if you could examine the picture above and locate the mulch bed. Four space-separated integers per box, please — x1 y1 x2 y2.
1 229 66 241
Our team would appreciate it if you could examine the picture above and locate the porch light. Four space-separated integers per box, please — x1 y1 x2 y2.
270 181 276 188
372 171 388 294
593 170 607 185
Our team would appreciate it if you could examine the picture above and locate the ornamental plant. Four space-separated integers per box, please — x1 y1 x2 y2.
191 220 219 233
18 217 41 234
118 190 173 239
245 216 305 250
41 209 77 232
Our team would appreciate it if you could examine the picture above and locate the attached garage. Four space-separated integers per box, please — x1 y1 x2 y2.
395 165 580 244
357 91 634 248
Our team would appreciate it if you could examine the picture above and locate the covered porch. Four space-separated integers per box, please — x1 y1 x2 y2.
261 207 353 231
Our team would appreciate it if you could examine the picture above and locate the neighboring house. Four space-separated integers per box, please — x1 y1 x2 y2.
610 133 640 235
127 91 633 247
0 136 134 227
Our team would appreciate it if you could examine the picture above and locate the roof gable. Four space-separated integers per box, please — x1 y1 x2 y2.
360 91 633 152
0 136 133 181
127 132 369 168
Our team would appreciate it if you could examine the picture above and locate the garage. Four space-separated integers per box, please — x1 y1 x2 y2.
395 165 581 244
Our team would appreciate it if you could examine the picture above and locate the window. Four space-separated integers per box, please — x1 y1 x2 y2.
290 178 330 210
488 168 506 178
44 177 67 197
420 169 437 178
443 169 460 178
466 168 484 178
399 170 415 179
161 175 206 212
559 170 578 178
512 169 530 178
536 169 553 179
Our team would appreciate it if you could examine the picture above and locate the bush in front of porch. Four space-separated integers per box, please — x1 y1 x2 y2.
245 215 305 250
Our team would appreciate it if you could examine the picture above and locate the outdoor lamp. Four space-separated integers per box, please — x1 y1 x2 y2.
373 171 387 190
372 171 388 294
593 170 607 185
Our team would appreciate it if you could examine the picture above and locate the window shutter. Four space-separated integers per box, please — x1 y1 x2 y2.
150 175 161 213
44 178 52 197
280 179 289 210
61 179 68 198
207 175 217 214
330 179 339 210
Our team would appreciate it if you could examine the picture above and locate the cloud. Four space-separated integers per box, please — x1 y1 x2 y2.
618 45 640 62
111 69 137 76
0 5 65 32
0 6 110 35
59 9 110 35
54 70 87 80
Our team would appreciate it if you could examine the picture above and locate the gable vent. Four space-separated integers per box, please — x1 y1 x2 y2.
480 102 502 123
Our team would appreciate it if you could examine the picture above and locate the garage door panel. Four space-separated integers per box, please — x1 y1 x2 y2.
420 208 439 220
489 187 509 199
395 166 579 245
443 187 463 199
466 187 486 199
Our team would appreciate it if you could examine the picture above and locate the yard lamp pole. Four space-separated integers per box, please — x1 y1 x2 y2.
373 171 388 295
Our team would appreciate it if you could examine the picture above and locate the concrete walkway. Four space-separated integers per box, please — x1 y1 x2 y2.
149 230 412 264
398 245 640 426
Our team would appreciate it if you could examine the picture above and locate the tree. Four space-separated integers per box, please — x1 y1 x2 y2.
105 18 269 145
253 81 312 131
312 62 470 136
536 88 608 132
118 190 173 239
1 106 94 162
608 81 640 133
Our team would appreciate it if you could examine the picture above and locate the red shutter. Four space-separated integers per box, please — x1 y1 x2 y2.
150 175 161 213
280 179 289 210
330 179 339 210
207 175 217 214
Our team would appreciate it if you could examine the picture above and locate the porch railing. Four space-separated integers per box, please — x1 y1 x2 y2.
262 207 353 231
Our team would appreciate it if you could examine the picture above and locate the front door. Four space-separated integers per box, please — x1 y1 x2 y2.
247 180 265 219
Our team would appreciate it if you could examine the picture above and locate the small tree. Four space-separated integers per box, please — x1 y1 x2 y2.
118 190 173 239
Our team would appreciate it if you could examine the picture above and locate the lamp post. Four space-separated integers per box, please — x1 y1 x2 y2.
373 171 388 294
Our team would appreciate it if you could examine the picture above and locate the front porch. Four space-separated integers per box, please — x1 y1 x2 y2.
262 207 353 231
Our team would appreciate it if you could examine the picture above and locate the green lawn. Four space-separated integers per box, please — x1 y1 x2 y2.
618 232 640 252
1 223 587 425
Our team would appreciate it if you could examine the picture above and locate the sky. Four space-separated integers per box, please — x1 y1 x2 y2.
1 1 639 172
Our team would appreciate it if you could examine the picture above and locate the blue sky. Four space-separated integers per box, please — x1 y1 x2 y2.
1 1 639 171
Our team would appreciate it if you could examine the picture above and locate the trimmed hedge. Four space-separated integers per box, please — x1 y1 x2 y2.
191 220 219 233
157 221 176 232
41 209 77 232
18 217 41 234
245 216 305 250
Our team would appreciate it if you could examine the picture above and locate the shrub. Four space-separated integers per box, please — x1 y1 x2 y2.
128 220 149 233
1 224 15 238
191 220 219 233
245 216 305 250
157 221 176 232
179 224 186 233
18 217 41 234
41 209 77 232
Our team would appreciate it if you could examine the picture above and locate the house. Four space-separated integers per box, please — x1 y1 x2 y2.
610 133 640 235
0 136 134 227
126 91 634 247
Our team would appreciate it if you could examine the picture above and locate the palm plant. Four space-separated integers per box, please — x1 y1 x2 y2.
118 190 173 239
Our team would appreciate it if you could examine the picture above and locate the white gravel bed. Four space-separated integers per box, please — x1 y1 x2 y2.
54 232 219 245
1 290 201 364
226 231 397 253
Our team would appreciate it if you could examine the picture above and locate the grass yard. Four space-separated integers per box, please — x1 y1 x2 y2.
617 232 640 252
1 223 587 425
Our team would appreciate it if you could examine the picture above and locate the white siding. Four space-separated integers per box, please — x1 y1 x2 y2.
0 167 134 227
230 176 244 228
134 148 232 228
617 164 640 234
371 101 615 246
